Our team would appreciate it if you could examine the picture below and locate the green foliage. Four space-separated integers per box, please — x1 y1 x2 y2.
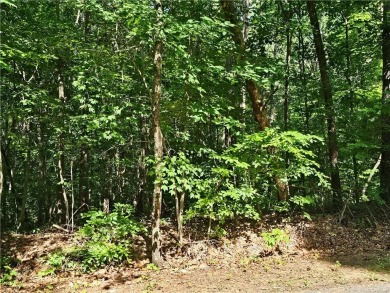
372 256 390 272
70 204 145 272
185 147 261 224
146 263 160 271
160 152 201 198
209 226 228 239
0 0 386 249
233 129 328 186
0 257 18 285
78 203 145 242
185 129 328 227
261 228 290 249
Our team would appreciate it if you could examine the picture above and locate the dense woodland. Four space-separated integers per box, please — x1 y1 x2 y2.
1 0 390 268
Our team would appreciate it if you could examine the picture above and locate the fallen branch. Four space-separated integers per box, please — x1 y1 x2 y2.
52 224 69 233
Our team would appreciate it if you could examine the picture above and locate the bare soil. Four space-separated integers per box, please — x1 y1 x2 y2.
1 212 390 292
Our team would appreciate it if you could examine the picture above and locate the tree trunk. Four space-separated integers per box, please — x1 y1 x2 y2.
151 0 164 268
221 0 289 201
344 15 359 202
281 1 292 131
57 62 69 224
18 123 32 231
175 190 185 246
37 121 48 225
381 0 390 203
78 144 89 212
306 0 343 205
298 6 310 133
0 138 3 206
137 116 150 216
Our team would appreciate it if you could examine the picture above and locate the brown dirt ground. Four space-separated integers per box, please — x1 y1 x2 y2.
1 212 390 292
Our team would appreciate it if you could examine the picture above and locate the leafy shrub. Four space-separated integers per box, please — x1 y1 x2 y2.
185 129 328 230
261 228 290 249
39 251 66 276
0 257 18 285
70 203 145 272
185 150 261 226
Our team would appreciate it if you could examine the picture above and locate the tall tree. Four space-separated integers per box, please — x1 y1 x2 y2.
151 0 164 268
221 0 289 201
381 0 390 203
306 0 343 204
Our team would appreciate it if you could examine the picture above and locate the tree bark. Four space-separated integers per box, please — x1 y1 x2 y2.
306 0 343 205
151 0 164 268
381 0 390 203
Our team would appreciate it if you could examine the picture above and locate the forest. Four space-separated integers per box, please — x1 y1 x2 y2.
1 0 390 291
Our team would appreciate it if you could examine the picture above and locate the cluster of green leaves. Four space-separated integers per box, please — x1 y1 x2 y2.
185 129 327 227
261 228 290 249
38 252 66 276
0 256 18 285
160 152 201 198
39 204 146 273
71 203 145 271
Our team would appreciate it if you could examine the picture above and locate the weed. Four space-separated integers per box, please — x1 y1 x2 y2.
143 281 157 293
70 203 145 272
0 256 18 285
372 256 390 272
146 263 160 271
261 228 289 249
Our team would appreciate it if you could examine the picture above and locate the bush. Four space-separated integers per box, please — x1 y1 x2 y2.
70 203 145 272
261 228 289 249
0 257 18 285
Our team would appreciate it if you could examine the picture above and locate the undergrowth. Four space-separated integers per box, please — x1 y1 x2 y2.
0 256 19 285
40 203 145 274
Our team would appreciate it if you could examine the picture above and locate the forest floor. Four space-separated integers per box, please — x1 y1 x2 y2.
1 207 390 292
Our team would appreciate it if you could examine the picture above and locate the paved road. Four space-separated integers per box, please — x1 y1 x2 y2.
305 282 390 293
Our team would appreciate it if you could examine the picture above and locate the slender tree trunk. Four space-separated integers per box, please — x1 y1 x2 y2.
175 190 185 246
0 137 3 207
298 9 310 133
70 160 75 231
344 15 359 202
18 124 32 231
281 1 292 131
102 158 111 214
0 143 5 230
380 1 390 203
58 145 69 225
221 0 289 201
307 0 343 205
103 150 115 212
78 7 90 213
55 0 69 224
57 62 69 224
78 145 89 211
37 122 48 225
151 0 164 268
137 116 150 216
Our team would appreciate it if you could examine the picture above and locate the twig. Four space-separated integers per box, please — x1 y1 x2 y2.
362 154 381 198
